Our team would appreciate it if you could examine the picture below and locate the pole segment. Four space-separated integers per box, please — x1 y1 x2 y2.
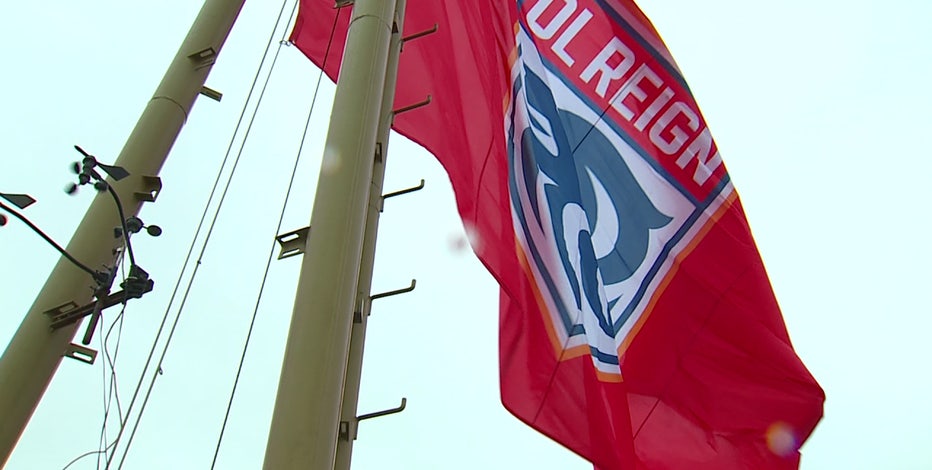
333 0 405 468
261 0 397 468
0 0 244 465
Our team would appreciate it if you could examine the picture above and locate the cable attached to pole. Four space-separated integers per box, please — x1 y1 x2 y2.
108 1 302 467
0 201 103 281
208 7 344 468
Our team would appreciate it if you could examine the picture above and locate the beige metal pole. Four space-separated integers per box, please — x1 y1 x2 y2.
0 0 244 465
333 0 406 468
261 0 397 468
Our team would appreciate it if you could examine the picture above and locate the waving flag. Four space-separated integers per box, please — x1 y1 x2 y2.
291 1 824 468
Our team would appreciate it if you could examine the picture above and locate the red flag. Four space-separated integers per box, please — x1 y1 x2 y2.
291 1 824 468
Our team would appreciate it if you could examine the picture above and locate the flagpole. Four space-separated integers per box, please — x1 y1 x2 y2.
0 0 244 465
261 0 397 468
333 0 406 467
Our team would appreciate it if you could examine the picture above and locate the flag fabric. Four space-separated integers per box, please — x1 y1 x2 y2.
291 1 824 468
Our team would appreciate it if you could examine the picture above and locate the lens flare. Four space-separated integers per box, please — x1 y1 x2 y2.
448 223 482 254
320 148 342 175
448 233 468 253
464 223 482 253
766 421 799 457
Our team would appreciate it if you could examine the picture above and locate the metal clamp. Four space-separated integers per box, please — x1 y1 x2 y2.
44 280 154 330
188 47 217 69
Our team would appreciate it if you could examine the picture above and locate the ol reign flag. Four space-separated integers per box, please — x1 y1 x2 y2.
292 0 824 468
507 29 702 381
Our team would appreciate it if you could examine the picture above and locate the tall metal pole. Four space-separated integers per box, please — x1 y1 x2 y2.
334 0 405 468
0 0 244 465
262 0 397 468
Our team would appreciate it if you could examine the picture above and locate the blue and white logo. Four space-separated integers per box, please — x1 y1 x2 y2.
506 34 695 376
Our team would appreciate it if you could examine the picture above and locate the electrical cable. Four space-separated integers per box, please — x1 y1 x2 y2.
60 440 118 470
57 254 127 470
97 306 127 469
106 1 299 468
95 250 128 468
105 185 136 267
0 200 101 280
97 306 110 469
208 7 343 468
106 310 126 431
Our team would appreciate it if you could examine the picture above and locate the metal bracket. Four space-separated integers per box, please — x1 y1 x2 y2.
402 24 438 45
334 0 353 7
381 179 425 211
338 420 353 441
44 281 155 330
80 293 108 346
134 175 162 203
370 279 416 302
188 47 217 69
358 397 406 422
64 343 97 365
199 86 223 102
353 296 371 324
393 95 431 117
276 226 310 260
345 398 406 440
43 300 79 324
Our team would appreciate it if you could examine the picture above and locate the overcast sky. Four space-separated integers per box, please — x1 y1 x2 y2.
1 1 930 469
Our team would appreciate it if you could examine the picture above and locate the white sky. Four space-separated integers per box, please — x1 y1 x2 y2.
1 1 930 469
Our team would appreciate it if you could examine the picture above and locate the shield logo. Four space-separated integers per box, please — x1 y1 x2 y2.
506 39 695 376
